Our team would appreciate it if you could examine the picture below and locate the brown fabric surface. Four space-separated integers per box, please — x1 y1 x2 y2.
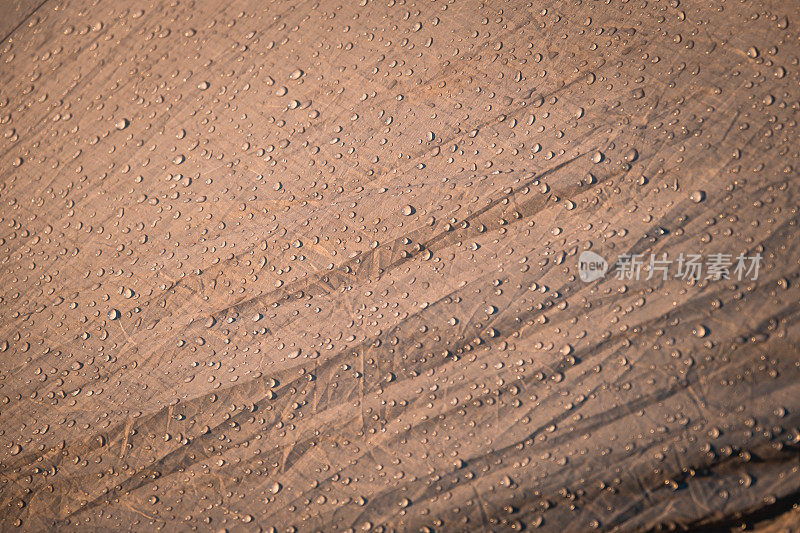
1 0 799 530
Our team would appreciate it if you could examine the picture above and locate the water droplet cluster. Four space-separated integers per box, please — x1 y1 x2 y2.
0 1 799 531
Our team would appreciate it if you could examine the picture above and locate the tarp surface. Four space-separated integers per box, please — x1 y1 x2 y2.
1 0 799 530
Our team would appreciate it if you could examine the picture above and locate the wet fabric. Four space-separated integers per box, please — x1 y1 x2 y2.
0 0 799 530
